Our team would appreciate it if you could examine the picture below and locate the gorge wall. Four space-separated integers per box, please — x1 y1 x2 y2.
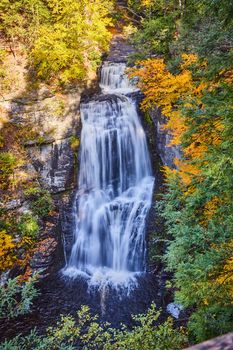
0 31 183 340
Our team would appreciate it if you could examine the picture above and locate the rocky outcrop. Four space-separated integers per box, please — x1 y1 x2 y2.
185 333 233 350
27 138 76 194
0 84 86 280
106 34 136 62
4 87 83 194
149 107 181 168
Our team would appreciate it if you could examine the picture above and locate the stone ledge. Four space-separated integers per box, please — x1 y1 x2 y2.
185 333 233 350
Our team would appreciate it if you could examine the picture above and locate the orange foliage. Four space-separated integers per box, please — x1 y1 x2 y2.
18 266 33 283
0 230 16 270
174 158 200 186
217 257 233 298
219 68 233 84
201 196 221 223
129 55 201 146
129 54 224 187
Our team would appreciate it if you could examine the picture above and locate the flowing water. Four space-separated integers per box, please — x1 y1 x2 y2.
63 62 154 289
0 63 166 341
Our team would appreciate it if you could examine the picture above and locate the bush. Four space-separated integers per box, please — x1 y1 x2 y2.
0 274 39 320
69 135 80 150
188 304 233 344
0 230 16 271
31 191 53 217
131 16 175 59
0 152 18 188
18 213 39 239
0 304 187 349
24 187 53 218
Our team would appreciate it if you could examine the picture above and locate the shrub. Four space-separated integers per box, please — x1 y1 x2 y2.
30 191 53 217
0 152 18 188
0 304 187 349
131 16 175 59
18 213 39 239
0 274 39 320
69 135 80 151
24 187 53 218
0 230 16 271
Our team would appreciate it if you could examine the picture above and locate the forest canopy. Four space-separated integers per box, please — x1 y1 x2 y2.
128 0 233 342
0 0 113 85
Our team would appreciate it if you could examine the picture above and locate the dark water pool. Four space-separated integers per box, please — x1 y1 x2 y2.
0 268 171 341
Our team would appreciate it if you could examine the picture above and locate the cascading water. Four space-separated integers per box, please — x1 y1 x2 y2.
63 62 154 288
100 62 139 94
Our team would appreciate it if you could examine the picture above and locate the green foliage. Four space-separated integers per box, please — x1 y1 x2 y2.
31 192 53 217
131 16 175 59
144 111 153 125
44 0 112 83
69 135 80 150
0 49 7 84
159 98 233 337
0 304 187 349
0 0 50 45
127 0 180 18
23 186 41 197
31 4 111 83
158 79 233 342
18 213 39 239
108 304 187 350
188 304 233 343
0 274 39 320
0 0 113 85
0 152 18 188
24 187 53 218
130 0 233 344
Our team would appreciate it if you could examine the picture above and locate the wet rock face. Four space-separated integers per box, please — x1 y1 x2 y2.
9 89 82 140
30 238 57 271
105 34 136 63
28 138 76 194
7 89 83 194
149 107 181 168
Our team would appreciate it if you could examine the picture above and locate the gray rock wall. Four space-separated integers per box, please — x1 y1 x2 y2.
27 138 76 193
5 87 83 194
184 332 233 350
149 107 181 168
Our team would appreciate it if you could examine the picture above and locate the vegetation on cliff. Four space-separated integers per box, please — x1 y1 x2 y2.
0 0 232 348
0 0 114 345
0 0 114 272
129 0 233 343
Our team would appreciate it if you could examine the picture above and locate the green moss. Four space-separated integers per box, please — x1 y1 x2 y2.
24 186 53 218
31 193 53 218
18 213 39 239
69 135 80 150
0 152 18 188
144 111 153 125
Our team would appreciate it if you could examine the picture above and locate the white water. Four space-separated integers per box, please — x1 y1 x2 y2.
100 62 139 94
63 62 154 289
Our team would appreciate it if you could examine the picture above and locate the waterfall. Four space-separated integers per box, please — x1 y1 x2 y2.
100 62 139 94
63 62 154 288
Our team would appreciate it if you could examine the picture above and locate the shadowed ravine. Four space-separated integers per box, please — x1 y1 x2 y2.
0 39 169 340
